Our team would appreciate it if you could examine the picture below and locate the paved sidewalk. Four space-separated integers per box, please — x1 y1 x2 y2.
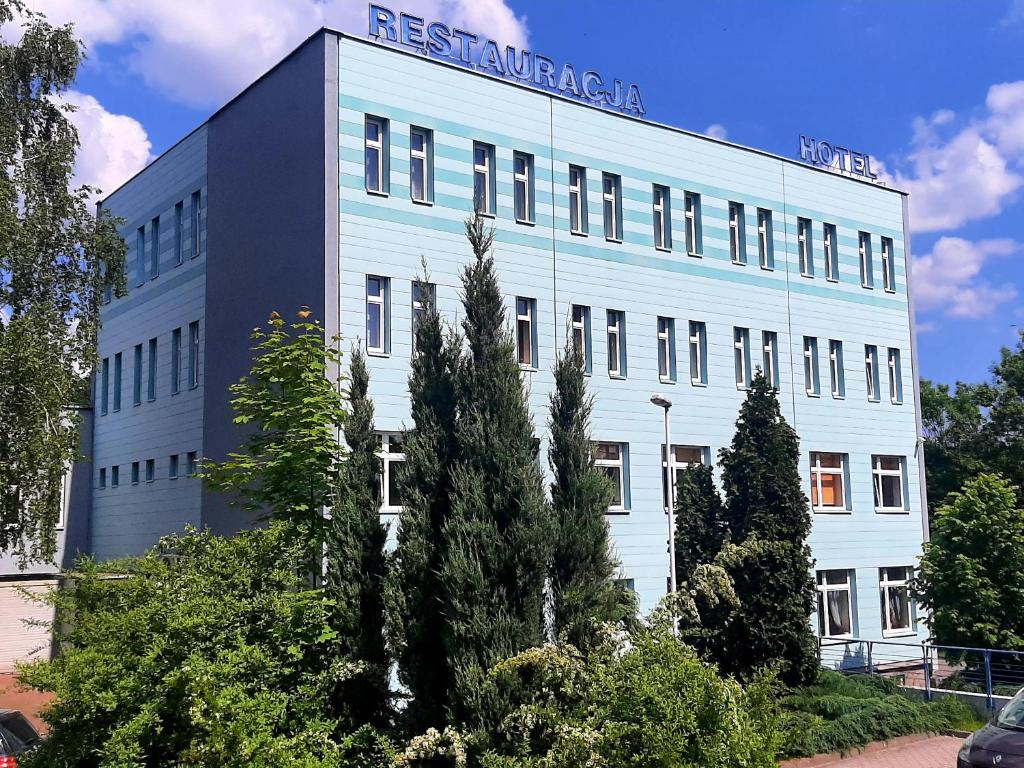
821 735 961 767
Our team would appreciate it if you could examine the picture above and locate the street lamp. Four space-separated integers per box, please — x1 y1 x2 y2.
650 394 678 602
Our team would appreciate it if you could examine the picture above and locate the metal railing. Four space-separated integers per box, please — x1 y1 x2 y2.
819 636 1024 711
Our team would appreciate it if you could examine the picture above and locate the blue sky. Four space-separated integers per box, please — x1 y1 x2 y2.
20 0 1023 386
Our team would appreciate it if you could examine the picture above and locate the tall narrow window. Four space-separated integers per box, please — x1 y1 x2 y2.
757 208 773 269
872 455 906 512
516 297 536 368
803 336 820 396
149 216 160 279
136 226 146 286
817 570 854 637
865 344 879 401
169 454 179 480
409 126 432 203
513 151 534 223
174 201 184 266
99 467 107 488
729 202 746 264
879 567 913 635
171 328 181 394
571 304 591 371
111 465 119 487
112 352 122 412
147 337 157 402
145 458 155 483
594 442 626 510
859 231 873 288
131 461 140 485
684 191 701 255
187 451 198 476
188 321 200 389
798 217 813 276
824 223 839 281
473 141 495 215
829 339 845 398
733 327 751 388
662 445 707 508
810 452 847 510
657 317 675 382
887 348 903 404
653 184 671 250
365 116 387 194
569 165 587 234
689 321 707 385
133 343 143 406
100 357 109 415
190 190 201 258
366 276 389 355
762 331 779 389
881 237 895 292
411 280 435 349
377 433 406 512
607 310 625 377
603 173 621 241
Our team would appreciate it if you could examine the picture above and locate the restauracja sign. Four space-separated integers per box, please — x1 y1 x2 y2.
368 4 646 116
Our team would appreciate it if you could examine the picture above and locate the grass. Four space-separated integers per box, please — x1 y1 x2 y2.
779 670 986 759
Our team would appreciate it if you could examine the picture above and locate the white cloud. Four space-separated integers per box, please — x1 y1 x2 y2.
16 0 529 108
912 237 1020 319
704 123 728 140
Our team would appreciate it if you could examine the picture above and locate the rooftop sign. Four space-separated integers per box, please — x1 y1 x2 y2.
798 135 878 180
368 4 646 116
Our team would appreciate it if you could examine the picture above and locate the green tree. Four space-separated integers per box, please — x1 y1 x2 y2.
390 275 461 731
716 373 818 687
0 0 126 565
920 378 985 511
547 334 627 648
440 214 553 725
673 463 727 585
915 473 1024 649
977 332 1024 493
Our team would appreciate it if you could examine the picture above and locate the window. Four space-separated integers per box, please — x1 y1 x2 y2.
662 444 707 509
366 276 389 355
365 116 387 194
859 231 873 288
569 165 587 234
733 327 751 389
190 190 202 258
378 433 405 512
684 191 701 255
409 126 432 203
131 461 140 485
879 567 914 635
111 465 119 487
689 321 707 385
762 331 779 389
188 321 200 389
810 452 847 510
872 455 905 512
817 570 854 637
411 280 435 350
149 216 160 279
881 237 895 292
473 141 495 215
169 454 179 480
594 442 626 511
100 357 109 415
112 352 122 412
570 304 591 371
133 343 143 406
516 297 537 368
606 310 625 377
865 344 880 401
602 173 622 241
653 184 671 250
186 451 198 476
147 337 157 402
513 151 534 223
174 201 184 266
657 317 676 382
171 328 181 395
798 217 813 276
136 226 146 286
829 339 845 398
887 348 903 404
823 223 839 281
803 336 820 396
98 467 107 489
729 202 746 264
145 458 155 483
757 208 773 269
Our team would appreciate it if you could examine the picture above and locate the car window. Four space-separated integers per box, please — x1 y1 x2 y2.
998 690 1024 729
0 726 26 755
0 714 38 746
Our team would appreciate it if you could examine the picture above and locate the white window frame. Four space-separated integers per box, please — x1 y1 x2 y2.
513 151 534 224
729 202 745 265
684 191 700 256
757 208 772 269
366 276 388 355
817 570 854 638
881 237 895 292
888 347 902 404
810 452 847 511
829 339 844 399
798 217 812 276
657 316 673 382
824 223 838 281
804 336 820 396
594 442 625 511
689 321 706 386
410 126 431 204
603 173 621 242
377 432 406 513
607 310 624 377
879 566 914 636
865 345 879 401
571 304 588 366
733 327 750 389
653 185 670 250
762 331 778 389
872 455 906 513
516 297 536 369
663 444 706 509
411 280 434 351
473 141 494 215
859 231 872 288
569 165 587 234
365 116 386 195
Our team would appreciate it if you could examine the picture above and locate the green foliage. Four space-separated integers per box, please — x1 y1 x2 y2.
18 525 395 768
914 473 1024 649
0 0 127 565
547 333 629 649
673 464 727 584
780 670 977 758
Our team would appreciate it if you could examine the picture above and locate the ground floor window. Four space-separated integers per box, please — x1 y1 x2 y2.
594 442 626 511
879 566 913 636
816 569 854 637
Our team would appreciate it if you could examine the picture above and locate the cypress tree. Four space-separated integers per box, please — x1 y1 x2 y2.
673 463 727 585
441 214 553 724
390 273 461 731
548 333 626 648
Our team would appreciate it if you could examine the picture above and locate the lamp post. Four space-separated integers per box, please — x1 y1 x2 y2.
650 394 677 600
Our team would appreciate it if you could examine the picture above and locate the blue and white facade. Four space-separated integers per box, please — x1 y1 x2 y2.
80 27 928 646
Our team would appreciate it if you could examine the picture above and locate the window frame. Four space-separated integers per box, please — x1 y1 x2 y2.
684 191 701 256
881 236 895 292
188 321 200 390
689 320 707 386
887 347 903 404
606 310 625 378
186 451 198 477
570 304 591 371
602 172 622 242
762 330 779 390
733 326 751 389
594 441 626 512
817 569 855 638
859 231 873 288
662 444 707 509
136 226 146 287
872 455 906 513
803 336 820 397
366 275 389 356
171 327 182 395
729 201 746 265
879 566 914 636
513 151 535 224
473 141 495 215
657 316 675 383
145 458 155 483
653 184 671 251
810 451 848 512
190 190 202 258
823 223 839 282
865 344 880 402
169 454 179 480
100 357 109 415
365 115 387 195
147 337 157 402
757 208 773 270
411 280 435 351
112 352 122 412
516 296 537 369
133 343 143 406
409 125 433 204
569 165 588 235
149 215 160 279
798 217 813 277
829 339 845 399
131 461 140 486
174 201 184 266
377 432 406 514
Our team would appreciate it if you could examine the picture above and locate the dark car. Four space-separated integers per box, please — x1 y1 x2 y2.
0 710 41 766
959 689 1024 767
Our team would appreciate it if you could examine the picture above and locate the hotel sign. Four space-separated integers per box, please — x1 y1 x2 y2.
368 4 646 116
799 135 877 179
